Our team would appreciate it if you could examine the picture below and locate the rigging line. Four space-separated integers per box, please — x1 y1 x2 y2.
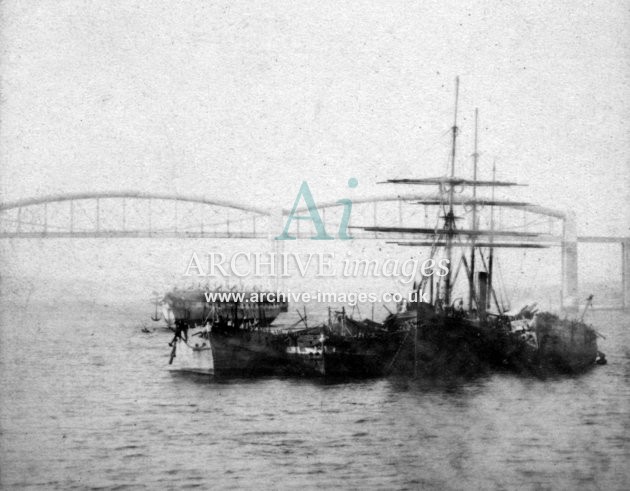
510 249 528 307
451 255 464 288
453 234 479 305
495 256 510 311
459 254 478 306
418 128 453 155
419 204 446 291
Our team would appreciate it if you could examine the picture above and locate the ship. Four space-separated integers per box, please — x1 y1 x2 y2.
169 303 408 378
504 306 604 374
354 77 602 378
285 308 408 377
165 287 289 376
162 286 288 327
166 78 603 380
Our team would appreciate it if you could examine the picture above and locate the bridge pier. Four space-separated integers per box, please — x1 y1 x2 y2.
561 212 578 311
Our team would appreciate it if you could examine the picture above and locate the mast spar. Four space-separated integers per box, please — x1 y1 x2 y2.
488 160 496 310
351 77 533 313
469 108 479 310
443 76 459 307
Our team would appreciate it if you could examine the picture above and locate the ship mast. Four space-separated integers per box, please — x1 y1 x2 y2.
488 161 496 309
353 78 538 313
469 108 479 310
443 77 459 307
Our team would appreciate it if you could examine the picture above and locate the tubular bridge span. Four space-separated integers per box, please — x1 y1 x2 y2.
0 191 627 310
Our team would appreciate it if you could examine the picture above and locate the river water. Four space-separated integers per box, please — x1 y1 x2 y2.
0 297 628 489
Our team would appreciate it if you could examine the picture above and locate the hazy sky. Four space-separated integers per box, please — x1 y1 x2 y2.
1 0 629 238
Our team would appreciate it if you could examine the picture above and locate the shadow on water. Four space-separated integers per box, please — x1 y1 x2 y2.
168 369 504 395
386 373 490 394
168 371 385 388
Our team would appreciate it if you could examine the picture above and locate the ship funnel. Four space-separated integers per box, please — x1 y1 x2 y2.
477 272 488 317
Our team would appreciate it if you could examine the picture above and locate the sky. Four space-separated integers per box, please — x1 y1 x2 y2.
1 0 629 236
0 1 629 306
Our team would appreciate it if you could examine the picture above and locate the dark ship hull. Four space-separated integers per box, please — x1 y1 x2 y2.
384 305 509 378
165 287 290 376
287 351 385 377
493 311 599 375
209 328 290 377
186 322 406 378
384 302 600 378
285 336 403 378
285 319 408 378
529 313 598 373
165 292 408 378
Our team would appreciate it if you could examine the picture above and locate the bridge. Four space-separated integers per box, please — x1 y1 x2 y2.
1 191 628 310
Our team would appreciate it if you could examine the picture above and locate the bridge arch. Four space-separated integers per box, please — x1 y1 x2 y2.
0 191 271 239
0 191 270 215
0 190 627 309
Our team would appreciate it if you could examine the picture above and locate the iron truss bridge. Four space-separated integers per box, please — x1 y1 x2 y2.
0 190 588 240
0 190 625 244
0 191 628 309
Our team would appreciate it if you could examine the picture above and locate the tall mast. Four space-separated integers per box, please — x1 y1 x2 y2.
487 160 496 309
448 77 459 213
469 108 479 310
443 76 459 307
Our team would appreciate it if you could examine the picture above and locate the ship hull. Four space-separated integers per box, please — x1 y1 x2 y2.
209 330 289 377
385 304 600 378
385 307 501 378
286 351 386 377
168 328 214 375
532 313 598 373
285 330 407 378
